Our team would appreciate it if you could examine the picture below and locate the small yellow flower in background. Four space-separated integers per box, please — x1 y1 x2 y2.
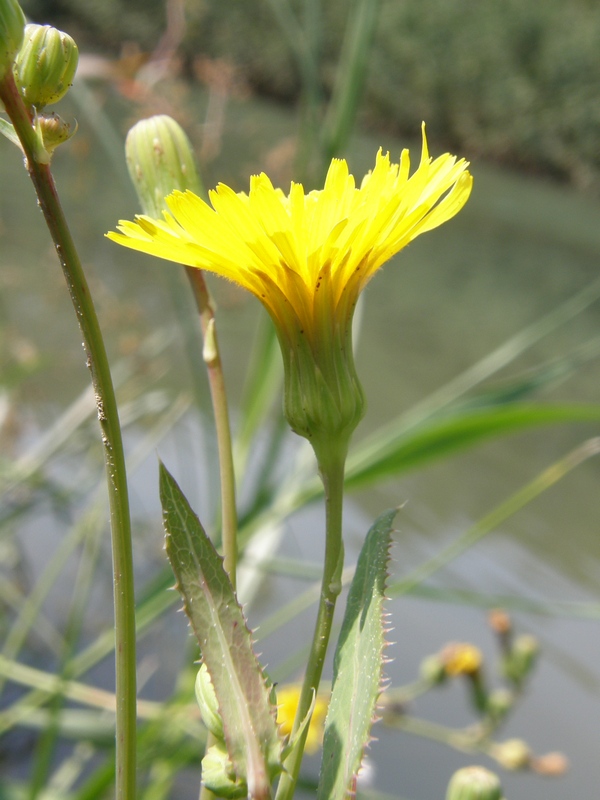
108 126 472 460
276 684 328 755
442 642 483 677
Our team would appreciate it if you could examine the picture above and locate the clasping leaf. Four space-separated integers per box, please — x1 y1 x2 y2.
160 462 282 799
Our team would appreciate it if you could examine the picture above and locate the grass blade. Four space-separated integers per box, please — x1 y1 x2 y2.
346 403 600 490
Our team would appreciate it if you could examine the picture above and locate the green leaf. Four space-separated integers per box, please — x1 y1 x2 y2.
0 118 21 148
160 462 281 800
346 403 600 490
318 509 397 800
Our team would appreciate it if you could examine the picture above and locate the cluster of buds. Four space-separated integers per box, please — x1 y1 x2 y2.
422 619 541 718
1 0 78 159
419 616 542 716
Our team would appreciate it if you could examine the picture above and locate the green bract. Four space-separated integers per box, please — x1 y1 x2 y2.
0 0 25 80
195 663 225 741
14 24 78 108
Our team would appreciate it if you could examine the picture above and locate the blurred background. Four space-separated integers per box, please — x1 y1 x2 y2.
19 0 600 192
1 1 600 799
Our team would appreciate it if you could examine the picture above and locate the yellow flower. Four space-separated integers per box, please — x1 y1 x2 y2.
108 126 472 460
276 684 328 755
442 642 483 677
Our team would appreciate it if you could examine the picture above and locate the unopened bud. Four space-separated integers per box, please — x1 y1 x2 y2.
125 114 203 217
195 663 224 740
202 741 247 799
488 609 511 636
36 111 76 153
14 24 78 108
419 653 447 686
531 751 569 776
493 738 531 771
486 688 514 721
503 634 540 684
445 766 503 800
0 0 25 80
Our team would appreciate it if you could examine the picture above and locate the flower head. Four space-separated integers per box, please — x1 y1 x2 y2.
108 126 472 460
442 642 483 677
276 684 328 755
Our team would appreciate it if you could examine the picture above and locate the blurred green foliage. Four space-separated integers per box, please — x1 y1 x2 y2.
20 0 600 192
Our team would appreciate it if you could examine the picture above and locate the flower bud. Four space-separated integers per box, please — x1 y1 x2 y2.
36 110 76 154
446 766 503 800
13 24 78 108
485 688 514 721
0 0 25 80
201 741 247 799
493 738 531 771
503 634 540 685
195 663 224 740
531 751 569 776
125 114 203 217
419 653 448 686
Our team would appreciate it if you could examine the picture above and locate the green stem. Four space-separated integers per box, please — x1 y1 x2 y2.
186 266 237 800
0 73 136 799
185 267 238 586
275 447 347 800
186 268 236 800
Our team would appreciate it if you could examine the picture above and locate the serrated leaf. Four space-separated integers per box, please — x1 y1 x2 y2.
160 462 281 800
318 509 397 800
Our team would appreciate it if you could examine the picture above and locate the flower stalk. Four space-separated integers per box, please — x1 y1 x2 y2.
186 266 238 584
124 115 238 582
0 68 137 800
275 445 346 800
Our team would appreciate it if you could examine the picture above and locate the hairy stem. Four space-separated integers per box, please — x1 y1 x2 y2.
0 73 137 799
